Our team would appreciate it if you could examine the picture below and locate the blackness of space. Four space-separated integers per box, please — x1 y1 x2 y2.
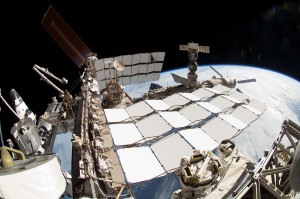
1 0 300 142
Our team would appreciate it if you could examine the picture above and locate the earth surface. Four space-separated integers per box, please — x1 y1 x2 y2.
53 64 300 199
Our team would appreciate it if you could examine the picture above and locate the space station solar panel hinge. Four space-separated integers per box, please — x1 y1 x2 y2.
41 5 92 68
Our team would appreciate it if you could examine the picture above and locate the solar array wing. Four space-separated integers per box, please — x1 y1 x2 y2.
150 133 194 171
135 114 172 138
205 84 232 94
163 93 190 108
179 128 219 151
230 106 258 125
95 52 165 90
201 117 239 143
171 73 189 87
242 99 267 115
41 6 92 68
222 91 249 103
107 84 271 184
145 100 170 111
209 96 236 111
109 123 144 146
179 103 212 123
191 88 215 100
117 147 166 183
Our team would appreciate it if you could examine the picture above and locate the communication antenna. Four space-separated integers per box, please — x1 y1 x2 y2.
113 60 125 72
103 60 126 105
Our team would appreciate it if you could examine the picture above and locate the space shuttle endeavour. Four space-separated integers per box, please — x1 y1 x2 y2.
10 88 36 123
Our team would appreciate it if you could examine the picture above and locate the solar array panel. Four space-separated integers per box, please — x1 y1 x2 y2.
104 85 268 183
42 6 92 67
95 52 165 90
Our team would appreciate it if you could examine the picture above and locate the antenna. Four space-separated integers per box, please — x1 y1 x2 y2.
210 66 223 77
113 60 125 71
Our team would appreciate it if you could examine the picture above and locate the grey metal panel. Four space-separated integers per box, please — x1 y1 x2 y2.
248 99 267 113
95 59 104 71
179 103 211 123
117 147 165 183
104 109 130 123
122 77 131 85
109 123 144 145
96 70 106 81
151 73 160 82
132 54 140 65
197 102 222 113
201 117 239 143
222 95 242 104
151 133 193 171
231 106 258 125
146 73 158 82
137 74 147 83
113 56 123 62
104 69 110 79
205 87 223 94
179 93 200 101
219 114 247 129
125 101 153 117
132 65 139 75
103 58 113 68
179 129 219 151
122 54 133 65
131 75 139 84
163 94 190 107
148 63 155 73
209 96 235 111
156 52 165 61
135 114 172 138
139 64 148 73
145 100 170 111
242 105 261 115
154 63 163 72
122 66 132 76
140 53 150 63
191 88 215 100
228 91 249 103
211 84 232 93
159 111 191 128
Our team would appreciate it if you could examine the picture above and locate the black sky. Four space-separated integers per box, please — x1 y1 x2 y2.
1 0 300 140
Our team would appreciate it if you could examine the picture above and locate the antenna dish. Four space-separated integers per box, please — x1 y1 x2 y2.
113 60 125 71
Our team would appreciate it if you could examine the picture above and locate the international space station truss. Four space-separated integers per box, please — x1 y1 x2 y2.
38 5 299 199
